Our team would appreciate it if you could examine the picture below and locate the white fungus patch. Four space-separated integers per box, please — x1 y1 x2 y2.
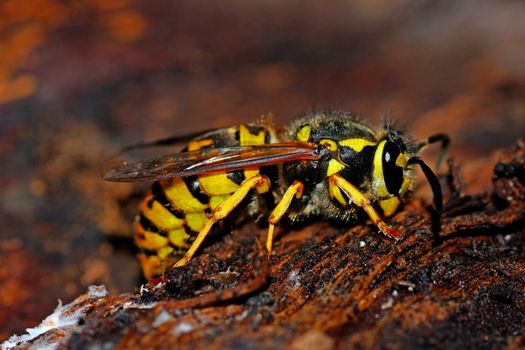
171 322 194 335
2 285 108 350
288 270 301 287
87 285 108 299
122 301 157 310
2 301 82 349
152 310 172 327
139 284 149 295
381 296 394 310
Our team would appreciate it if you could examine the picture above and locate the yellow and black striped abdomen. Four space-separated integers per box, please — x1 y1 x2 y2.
135 124 276 279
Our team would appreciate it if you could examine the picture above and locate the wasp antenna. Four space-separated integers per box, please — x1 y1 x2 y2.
408 157 443 212
416 133 450 170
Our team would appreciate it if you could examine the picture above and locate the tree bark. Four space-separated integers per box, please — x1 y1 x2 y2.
6 139 525 350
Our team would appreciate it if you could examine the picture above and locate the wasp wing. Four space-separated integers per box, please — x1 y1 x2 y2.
119 127 230 152
101 142 321 182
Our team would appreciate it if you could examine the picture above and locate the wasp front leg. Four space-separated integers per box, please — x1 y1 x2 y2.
330 173 401 239
173 174 271 267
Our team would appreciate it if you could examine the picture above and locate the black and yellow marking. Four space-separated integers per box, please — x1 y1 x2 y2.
125 114 446 280
379 197 401 217
339 138 377 152
135 123 275 279
174 174 271 267
330 173 401 239
226 170 246 185
183 175 210 204
296 125 311 142
151 182 185 219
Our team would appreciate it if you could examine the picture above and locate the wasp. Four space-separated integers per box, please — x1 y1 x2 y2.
101 111 448 280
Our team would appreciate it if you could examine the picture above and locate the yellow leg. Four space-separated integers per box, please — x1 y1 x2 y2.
267 181 304 254
173 174 270 267
330 174 401 239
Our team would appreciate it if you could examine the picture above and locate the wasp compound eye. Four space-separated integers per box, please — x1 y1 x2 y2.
383 141 403 195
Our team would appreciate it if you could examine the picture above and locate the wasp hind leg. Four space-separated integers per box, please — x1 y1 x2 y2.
266 180 304 255
330 174 401 239
173 174 271 267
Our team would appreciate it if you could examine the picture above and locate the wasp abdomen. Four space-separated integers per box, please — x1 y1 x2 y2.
135 124 276 279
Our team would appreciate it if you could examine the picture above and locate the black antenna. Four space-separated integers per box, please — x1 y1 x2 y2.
408 156 443 233
416 133 450 170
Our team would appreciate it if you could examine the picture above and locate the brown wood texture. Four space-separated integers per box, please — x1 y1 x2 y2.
1 1 525 349
4 139 525 349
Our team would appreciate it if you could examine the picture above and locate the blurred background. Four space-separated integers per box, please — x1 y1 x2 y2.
1 0 525 338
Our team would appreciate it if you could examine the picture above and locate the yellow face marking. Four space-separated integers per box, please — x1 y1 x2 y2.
239 124 265 146
396 152 408 168
185 212 208 232
188 138 214 151
327 159 346 177
339 138 377 152
296 125 311 142
199 172 240 195
141 196 185 230
164 178 209 212
372 140 390 198
379 197 401 217
168 228 190 248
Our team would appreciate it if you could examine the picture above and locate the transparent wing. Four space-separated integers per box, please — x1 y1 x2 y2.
118 128 225 152
100 142 322 182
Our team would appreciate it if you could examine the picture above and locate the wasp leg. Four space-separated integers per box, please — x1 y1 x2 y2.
330 174 401 239
267 181 304 255
416 133 450 169
173 174 270 267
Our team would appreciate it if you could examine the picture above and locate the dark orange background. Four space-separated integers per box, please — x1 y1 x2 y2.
1 0 525 338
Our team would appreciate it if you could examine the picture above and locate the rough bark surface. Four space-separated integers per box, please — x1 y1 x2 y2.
2 2 525 349
5 140 525 349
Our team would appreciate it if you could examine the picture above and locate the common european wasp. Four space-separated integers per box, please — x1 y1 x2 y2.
101 111 448 280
